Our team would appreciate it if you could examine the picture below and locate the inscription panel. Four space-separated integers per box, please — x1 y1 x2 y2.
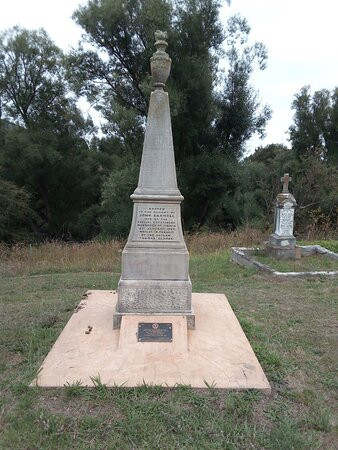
134 205 179 241
118 287 190 312
279 208 294 236
138 322 173 342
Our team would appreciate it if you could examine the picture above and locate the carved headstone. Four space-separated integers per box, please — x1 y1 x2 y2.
113 31 194 329
267 173 298 259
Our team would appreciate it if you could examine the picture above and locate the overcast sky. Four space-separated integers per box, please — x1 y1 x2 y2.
1 0 337 152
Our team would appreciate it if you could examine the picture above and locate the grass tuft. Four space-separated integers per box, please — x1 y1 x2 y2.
64 380 85 398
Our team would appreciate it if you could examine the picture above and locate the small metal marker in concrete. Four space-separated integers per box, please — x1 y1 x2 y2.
137 322 173 342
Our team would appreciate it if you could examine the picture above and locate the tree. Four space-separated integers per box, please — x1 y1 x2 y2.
69 0 224 160
0 27 63 126
179 151 241 230
215 14 271 160
0 177 34 241
100 160 139 237
289 85 338 162
240 144 297 227
70 0 270 234
0 27 102 240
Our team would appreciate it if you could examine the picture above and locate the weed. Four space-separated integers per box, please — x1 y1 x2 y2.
89 375 112 399
64 380 85 398
264 418 317 449
307 406 333 432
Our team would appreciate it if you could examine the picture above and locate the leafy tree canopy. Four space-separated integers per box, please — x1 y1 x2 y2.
69 0 270 161
289 85 338 162
0 176 34 241
0 27 103 240
0 27 63 127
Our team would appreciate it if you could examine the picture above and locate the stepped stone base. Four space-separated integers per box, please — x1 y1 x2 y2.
267 233 299 260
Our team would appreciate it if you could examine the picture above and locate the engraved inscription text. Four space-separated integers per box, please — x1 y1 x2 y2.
134 205 179 241
279 208 294 236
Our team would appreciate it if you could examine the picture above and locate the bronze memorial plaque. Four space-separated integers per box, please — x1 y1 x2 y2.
137 322 173 342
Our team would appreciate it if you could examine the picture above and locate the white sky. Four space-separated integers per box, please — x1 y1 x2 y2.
0 0 337 152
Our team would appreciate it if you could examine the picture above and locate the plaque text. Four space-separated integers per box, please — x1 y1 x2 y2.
134 205 179 241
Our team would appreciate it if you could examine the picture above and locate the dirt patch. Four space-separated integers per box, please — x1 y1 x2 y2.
34 391 124 421
7 352 24 368
250 392 277 431
285 369 311 392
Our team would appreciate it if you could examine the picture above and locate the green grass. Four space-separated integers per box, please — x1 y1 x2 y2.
0 246 337 449
252 253 338 272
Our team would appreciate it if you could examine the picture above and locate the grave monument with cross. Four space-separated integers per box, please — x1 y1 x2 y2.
267 173 298 259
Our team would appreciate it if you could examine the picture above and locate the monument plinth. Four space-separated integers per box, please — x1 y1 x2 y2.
267 173 298 259
113 31 194 329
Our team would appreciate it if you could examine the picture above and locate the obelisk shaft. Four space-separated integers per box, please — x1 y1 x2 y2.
133 90 181 198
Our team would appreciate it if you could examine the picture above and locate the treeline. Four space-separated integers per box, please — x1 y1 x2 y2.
0 0 337 242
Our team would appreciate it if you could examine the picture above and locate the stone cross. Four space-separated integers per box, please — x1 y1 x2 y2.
281 173 292 193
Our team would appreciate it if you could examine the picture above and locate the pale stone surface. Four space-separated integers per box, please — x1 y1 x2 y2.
32 291 270 391
275 203 294 236
115 279 194 329
133 204 179 241
133 91 180 198
300 245 338 260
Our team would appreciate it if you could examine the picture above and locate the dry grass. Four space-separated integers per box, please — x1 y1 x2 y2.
1 226 335 277
186 227 268 254
0 228 269 277
3 225 336 277
0 240 124 277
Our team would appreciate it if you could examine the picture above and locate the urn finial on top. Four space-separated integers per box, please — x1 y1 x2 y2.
150 30 171 90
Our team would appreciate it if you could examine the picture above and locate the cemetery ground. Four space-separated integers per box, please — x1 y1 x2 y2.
0 233 337 449
251 252 337 273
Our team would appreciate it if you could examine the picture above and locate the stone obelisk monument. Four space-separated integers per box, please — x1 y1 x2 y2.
113 31 194 329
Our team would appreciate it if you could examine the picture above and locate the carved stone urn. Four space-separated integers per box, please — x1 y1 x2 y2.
150 30 172 90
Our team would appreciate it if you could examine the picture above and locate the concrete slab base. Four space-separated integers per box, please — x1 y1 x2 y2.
32 291 270 391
